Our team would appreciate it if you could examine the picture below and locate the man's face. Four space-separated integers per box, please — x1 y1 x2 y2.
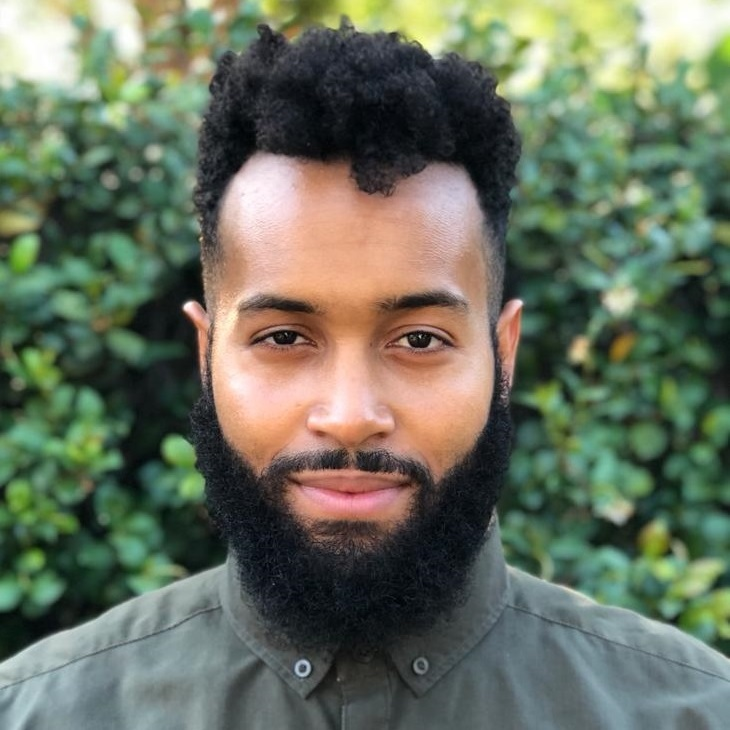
187 154 521 538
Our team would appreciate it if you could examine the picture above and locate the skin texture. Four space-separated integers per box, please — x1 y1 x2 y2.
184 153 522 535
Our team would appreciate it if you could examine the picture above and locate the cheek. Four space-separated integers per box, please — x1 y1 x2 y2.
211 358 311 469
396 362 494 480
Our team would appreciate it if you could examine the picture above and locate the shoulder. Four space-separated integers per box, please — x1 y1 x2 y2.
505 565 730 684
0 564 225 693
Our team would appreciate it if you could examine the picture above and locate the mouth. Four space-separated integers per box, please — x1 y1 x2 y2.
288 470 413 521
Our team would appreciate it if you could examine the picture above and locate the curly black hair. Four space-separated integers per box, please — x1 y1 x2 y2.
194 23 520 312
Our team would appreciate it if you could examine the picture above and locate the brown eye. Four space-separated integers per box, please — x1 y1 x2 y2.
271 331 299 346
407 332 435 349
391 330 450 352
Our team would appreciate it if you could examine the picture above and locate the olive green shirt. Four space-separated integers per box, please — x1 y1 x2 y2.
2 527 729 728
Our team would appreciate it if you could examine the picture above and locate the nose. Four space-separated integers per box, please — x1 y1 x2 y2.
306 352 395 449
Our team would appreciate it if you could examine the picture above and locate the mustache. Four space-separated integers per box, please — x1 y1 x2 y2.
260 449 432 488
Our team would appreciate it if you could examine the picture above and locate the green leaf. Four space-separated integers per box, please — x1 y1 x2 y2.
77 542 115 570
629 422 668 461
105 233 141 275
161 434 196 469
106 328 147 366
707 588 730 617
75 387 105 420
638 519 670 558
679 606 717 642
0 577 23 612
51 290 90 322
669 559 727 600
6 479 33 514
19 347 61 390
28 571 66 608
80 146 115 168
179 471 205 501
9 233 41 274
17 548 46 575
702 405 730 448
111 534 148 569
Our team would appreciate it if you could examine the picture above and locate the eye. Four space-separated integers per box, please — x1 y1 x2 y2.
253 329 309 347
392 330 450 351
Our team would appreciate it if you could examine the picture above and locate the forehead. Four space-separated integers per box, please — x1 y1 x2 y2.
214 153 488 309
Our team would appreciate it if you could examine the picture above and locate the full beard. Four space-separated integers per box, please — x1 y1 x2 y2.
190 355 513 655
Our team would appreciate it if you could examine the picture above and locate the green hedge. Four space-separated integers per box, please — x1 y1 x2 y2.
1 10 728 660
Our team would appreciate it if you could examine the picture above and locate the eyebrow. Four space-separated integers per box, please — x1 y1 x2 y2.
377 290 469 313
237 294 321 315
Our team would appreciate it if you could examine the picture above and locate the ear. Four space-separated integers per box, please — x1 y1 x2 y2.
496 299 522 388
182 301 211 380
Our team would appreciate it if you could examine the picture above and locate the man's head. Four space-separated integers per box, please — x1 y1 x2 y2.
193 22 520 318
185 24 523 652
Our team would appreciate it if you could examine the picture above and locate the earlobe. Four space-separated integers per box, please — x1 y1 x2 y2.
496 299 523 387
182 301 211 380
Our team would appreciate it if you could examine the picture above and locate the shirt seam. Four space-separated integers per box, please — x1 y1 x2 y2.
506 601 730 684
0 603 223 693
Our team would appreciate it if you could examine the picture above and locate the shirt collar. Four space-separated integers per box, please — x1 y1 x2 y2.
219 519 508 699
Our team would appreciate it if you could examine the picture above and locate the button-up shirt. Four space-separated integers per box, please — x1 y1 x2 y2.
1 526 729 728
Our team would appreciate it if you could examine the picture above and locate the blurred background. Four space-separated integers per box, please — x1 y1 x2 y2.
1 0 728 660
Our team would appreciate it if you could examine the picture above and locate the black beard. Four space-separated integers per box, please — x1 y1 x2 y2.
190 357 513 655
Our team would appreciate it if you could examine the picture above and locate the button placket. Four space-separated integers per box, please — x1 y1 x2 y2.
336 652 391 730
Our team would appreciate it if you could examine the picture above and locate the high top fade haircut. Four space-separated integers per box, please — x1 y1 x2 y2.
194 22 521 317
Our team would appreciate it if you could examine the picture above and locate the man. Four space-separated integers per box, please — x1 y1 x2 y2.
1 22 728 729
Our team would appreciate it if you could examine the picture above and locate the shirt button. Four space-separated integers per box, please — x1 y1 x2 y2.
411 656 430 676
294 658 313 679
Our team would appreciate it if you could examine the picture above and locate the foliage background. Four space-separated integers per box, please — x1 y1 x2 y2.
1 0 728 660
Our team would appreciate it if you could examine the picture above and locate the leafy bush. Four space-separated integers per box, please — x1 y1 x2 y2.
0 12 229 656
1 9 728 659
472 23 730 649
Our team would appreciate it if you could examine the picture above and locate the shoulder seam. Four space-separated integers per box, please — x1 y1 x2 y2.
0 603 222 693
506 601 730 684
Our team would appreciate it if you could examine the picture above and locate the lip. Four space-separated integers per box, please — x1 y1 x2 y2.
288 470 412 519
291 469 409 492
